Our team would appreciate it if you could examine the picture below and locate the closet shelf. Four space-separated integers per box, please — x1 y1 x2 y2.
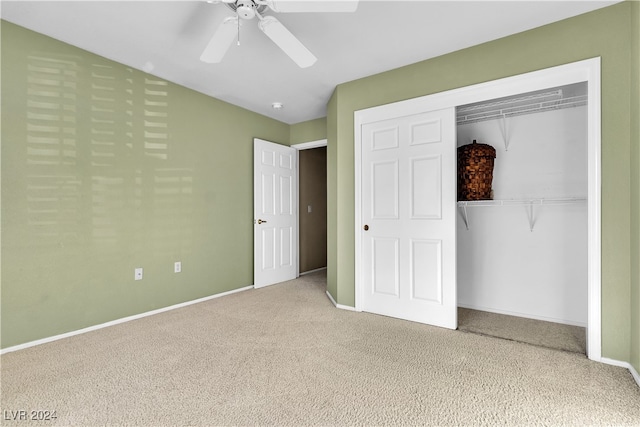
456 89 588 151
456 90 588 126
458 197 587 232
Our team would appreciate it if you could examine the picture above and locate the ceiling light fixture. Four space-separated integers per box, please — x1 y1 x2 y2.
271 102 284 110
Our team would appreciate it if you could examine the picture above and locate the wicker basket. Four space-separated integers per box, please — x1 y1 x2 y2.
457 140 496 201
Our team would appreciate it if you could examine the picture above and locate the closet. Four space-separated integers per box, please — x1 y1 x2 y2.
455 83 588 350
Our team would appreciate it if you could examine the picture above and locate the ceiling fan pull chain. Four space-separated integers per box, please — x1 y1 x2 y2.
237 15 240 45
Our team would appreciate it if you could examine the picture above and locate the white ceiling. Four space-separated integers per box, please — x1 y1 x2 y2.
1 0 620 124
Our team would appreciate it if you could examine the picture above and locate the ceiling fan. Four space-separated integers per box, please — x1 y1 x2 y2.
200 0 359 68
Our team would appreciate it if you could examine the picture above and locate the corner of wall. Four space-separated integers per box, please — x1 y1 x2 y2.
326 89 338 302
629 0 640 375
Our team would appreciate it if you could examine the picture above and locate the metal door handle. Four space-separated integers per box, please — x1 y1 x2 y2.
257 219 267 224
364 224 369 231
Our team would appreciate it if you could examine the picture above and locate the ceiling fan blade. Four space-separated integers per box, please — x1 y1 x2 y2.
269 0 358 13
200 17 238 63
258 15 317 68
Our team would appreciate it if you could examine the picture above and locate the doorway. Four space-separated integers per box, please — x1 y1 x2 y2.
299 146 327 274
293 139 328 275
354 58 601 360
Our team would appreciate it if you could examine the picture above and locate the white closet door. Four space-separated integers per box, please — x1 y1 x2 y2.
360 108 457 329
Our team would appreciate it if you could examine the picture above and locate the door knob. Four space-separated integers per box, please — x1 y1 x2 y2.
257 219 267 224
363 224 369 231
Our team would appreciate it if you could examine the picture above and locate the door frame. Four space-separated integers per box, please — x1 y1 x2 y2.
354 57 602 361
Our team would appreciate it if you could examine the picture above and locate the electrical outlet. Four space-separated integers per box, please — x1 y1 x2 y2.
308 205 312 213
174 262 181 273
134 268 143 280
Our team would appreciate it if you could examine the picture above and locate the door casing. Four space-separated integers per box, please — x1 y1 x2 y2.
354 58 602 361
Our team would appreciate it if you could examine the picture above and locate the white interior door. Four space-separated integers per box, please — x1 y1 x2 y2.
360 108 457 329
254 138 297 288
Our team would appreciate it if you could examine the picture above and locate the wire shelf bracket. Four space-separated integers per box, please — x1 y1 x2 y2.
457 197 587 231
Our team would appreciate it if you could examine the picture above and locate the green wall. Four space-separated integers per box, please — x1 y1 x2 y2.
1 21 290 348
327 2 638 362
289 117 327 145
630 0 640 374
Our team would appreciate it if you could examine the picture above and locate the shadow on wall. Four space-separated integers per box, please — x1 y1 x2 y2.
24 52 193 257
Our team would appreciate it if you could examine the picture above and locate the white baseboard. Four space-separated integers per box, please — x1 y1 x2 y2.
457 303 587 328
601 357 640 388
325 290 357 311
0 285 254 355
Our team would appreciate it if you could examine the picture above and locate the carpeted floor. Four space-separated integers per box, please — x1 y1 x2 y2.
458 307 587 354
2 271 639 426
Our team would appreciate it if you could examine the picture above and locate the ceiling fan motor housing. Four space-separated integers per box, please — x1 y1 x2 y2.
236 1 257 19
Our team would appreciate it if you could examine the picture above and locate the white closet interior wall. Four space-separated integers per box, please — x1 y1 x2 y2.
456 103 588 326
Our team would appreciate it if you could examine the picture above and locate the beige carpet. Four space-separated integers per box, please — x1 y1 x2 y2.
458 307 587 354
2 271 639 426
